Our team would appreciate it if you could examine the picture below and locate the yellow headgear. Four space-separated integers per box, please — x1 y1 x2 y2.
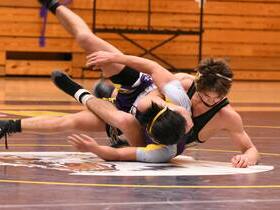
147 106 168 135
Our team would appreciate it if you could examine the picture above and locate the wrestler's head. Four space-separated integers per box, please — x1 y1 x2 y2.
138 102 186 145
195 58 233 107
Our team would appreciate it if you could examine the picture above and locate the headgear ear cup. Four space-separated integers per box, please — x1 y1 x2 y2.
92 79 115 98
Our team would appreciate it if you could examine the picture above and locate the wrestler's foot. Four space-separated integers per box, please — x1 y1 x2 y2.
51 70 92 105
38 0 61 14
92 80 114 99
0 120 21 149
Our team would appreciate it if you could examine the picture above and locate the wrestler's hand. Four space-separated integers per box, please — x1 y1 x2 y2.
67 134 98 152
231 154 251 168
86 51 117 69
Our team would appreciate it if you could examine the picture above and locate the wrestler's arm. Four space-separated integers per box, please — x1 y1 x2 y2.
86 51 191 110
68 134 137 161
68 134 176 162
226 111 259 168
87 52 174 89
87 145 137 161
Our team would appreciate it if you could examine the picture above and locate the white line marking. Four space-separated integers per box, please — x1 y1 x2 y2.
1 199 280 208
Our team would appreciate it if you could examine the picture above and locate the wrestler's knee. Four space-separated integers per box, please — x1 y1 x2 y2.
75 32 95 47
118 114 137 133
56 116 77 130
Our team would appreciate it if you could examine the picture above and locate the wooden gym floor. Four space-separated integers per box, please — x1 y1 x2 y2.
0 77 279 209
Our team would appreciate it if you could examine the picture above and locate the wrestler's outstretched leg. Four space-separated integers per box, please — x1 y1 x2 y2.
38 0 124 77
21 110 106 133
0 110 106 146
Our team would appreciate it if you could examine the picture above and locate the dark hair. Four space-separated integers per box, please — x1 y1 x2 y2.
137 102 186 145
195 58 233 96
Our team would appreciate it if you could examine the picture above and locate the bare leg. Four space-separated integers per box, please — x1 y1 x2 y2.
21 110 105 134
55 6 124 77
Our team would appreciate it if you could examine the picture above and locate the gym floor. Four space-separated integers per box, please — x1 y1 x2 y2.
0 77 279 209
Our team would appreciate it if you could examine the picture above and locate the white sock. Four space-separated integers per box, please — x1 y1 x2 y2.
74 89 93 105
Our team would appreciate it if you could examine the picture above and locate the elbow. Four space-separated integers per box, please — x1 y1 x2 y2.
139 58 159 75
149 61 161 74
149 60 159 68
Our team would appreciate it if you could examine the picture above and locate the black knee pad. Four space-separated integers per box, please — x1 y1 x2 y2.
110 66 140 86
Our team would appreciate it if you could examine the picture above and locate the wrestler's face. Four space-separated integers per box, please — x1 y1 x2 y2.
197 90 224 107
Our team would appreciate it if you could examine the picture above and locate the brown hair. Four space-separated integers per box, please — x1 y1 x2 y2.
195 58 233 96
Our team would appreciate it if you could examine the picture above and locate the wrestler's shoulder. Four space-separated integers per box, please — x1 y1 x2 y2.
174 73 194 89
218 105 243 126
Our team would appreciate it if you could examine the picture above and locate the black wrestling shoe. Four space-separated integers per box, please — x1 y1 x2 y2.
93 80 114 99
38 0 61 14
38 0 56 7
51 70 91 104
38 0 58 8
0 120 17 149
51 70 83 96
